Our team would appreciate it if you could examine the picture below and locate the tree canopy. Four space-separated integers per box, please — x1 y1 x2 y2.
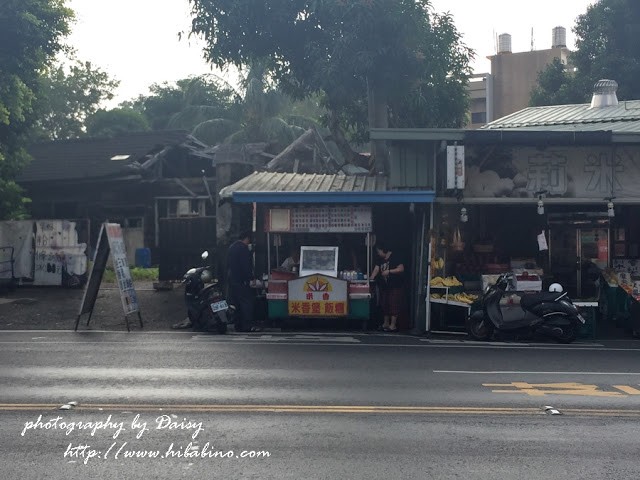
85 107 150 138
33 52 119 140
531 0 640 106
0 0 73 219
188 0 472 143
125 75 240 131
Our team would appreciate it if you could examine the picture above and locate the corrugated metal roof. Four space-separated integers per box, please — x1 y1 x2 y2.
483 100 640 131
219 172 388 199
480 120 640 133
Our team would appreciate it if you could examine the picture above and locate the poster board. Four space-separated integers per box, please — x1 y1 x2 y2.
105 223 140 315
75 223 142 331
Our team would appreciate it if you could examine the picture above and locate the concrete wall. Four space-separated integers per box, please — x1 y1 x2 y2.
490 47 570 119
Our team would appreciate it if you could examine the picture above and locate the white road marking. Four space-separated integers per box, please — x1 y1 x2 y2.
421 339 604 347
434 370 640 375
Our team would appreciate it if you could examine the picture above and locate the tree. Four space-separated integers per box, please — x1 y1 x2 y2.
0 0 72 219
187 0 472 161
178 67 309 151
125 75 240 131
128 69 320 152
85 108 150 138
530 58 587 106
33 53 119 140
531 0 640 106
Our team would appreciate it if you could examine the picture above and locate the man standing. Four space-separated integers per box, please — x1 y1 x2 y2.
227 230 255 332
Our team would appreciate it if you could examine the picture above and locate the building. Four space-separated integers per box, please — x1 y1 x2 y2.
17 131 218 281
467 27 571 129
372 79 640 337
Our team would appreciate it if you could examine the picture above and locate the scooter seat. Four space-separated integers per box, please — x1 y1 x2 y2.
520 292 565 310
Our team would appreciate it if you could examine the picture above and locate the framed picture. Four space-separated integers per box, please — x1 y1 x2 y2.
615 242 626 257
616 228 626 241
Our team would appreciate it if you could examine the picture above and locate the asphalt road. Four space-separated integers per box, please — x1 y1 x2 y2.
2 331 640 479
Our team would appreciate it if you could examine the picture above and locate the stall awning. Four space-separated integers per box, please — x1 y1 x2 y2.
219 172 435 204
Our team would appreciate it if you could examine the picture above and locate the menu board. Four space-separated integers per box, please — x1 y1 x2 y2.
286 206 372 233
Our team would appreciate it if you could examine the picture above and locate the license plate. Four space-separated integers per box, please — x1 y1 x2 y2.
211 300 228 313
577 313 586 324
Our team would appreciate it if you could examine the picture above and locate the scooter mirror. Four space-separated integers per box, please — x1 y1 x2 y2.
549 283 563 293
201 251 209 260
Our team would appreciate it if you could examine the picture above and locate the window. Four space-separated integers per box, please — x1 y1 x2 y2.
471 112 487 124
157 198 213 218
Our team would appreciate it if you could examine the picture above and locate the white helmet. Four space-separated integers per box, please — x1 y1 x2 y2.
549 283 563 293
200 269 213 283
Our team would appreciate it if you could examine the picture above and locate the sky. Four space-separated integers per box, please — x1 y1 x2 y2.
65 0 596 106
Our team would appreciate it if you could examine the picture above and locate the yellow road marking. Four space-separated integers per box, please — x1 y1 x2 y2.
613 385 640 395
0 404 640 417
484 382 631 397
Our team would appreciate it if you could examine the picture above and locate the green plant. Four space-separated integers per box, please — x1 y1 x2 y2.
102 267 159 283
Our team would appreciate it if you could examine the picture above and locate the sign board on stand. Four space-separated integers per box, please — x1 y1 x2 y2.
75 223 143 331
288 274 348 317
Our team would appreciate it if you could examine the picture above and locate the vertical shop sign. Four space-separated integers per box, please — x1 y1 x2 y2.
447 145 465 189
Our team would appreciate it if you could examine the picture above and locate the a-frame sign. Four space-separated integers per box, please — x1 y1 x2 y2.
75 223 143 332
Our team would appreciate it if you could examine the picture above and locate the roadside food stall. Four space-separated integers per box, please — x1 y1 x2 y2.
219 171 436 332
264 205 373 323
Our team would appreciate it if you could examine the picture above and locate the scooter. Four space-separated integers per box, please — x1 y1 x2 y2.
466 273 585 343
182 251 234 334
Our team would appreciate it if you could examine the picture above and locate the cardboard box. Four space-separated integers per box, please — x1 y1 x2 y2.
515 274 542 291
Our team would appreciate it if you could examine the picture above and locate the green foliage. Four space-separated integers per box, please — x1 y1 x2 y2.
0 0 73 219
33 53 119 139
86 108 150 138
191 118 242 146
126 75 240 130
103 267 159 283
188 0 473 138
531 0 640 106
530 58 587 106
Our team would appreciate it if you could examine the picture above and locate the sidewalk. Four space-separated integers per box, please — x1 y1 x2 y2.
0 282 184 331
1 283 638 344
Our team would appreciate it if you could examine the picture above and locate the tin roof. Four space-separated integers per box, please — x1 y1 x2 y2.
483 100 640 131
220 172 388 198
219 172 435 204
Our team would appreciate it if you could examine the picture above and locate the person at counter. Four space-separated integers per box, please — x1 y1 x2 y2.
280 247 300 272
227 230 259 332
370 242 405 332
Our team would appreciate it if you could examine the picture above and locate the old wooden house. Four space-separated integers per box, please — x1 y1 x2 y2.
18 130 218 280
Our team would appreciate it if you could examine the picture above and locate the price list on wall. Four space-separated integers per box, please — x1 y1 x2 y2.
288 206 372 233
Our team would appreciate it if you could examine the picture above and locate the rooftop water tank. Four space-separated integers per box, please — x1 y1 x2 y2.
552 26 567 48
498 33 512 54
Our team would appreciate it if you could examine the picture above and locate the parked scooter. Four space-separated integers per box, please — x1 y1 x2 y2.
182 251 234 334
466 273 585 343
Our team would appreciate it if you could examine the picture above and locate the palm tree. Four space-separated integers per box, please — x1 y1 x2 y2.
168 66 326 153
